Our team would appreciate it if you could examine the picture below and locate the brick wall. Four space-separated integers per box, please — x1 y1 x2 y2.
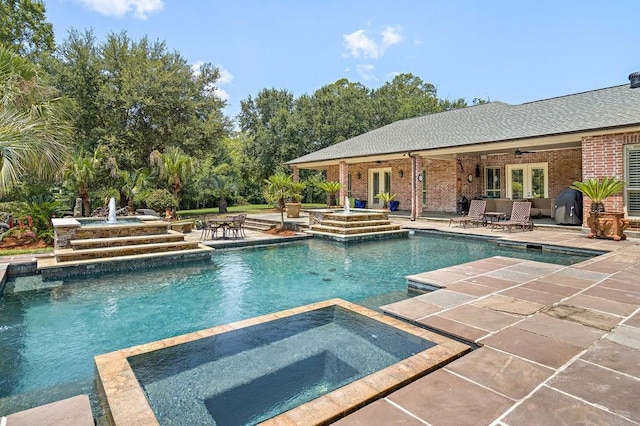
582 131 640 214
482 148 582 199
424 158 457 212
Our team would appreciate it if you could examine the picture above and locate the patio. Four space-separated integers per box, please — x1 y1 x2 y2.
1 213 639 425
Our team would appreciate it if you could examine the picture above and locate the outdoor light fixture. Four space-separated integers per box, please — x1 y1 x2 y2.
399 169 404 178
357 171 361 180
514 148 532 158
475 164 480 178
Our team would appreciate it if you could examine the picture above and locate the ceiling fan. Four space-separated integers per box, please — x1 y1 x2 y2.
514 148 532 157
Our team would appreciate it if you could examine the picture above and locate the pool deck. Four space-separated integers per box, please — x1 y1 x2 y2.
2 213 640 425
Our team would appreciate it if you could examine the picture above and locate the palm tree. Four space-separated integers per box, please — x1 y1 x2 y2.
63 145 106 216
211 175 238 214
0 46 71 193
263 172 294 228
149 146 195 209
117 167 151 210
318 181 343 207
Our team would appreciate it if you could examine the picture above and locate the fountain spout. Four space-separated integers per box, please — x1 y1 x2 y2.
344 196 350 214
107 197 117 224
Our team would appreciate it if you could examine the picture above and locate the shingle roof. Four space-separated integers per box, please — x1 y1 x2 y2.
288 84 640 165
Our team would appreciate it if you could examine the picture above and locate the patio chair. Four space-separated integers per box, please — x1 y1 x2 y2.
449 200 486 228
498 201 534 232
227 214 246 239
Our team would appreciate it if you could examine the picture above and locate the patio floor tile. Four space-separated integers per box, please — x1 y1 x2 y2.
562 294 637 317
387 369 513 426
405 269 469 287
479 327 583 368
549 359 640 422
515 313 606 347
542 304 621 331
499 287 565 306
417 315 489 342
625 312 640 328
438 304 520 332
445 347 554 399
583 286 640 305
598 277 640 295
552 267 610 283
503 385 636 426
606 325 640 351
521 279 581 297
580 339 640 378
473 295 543 316
380 298 442 321
444 281 498 296
414 289 476 308
460 274 519 290
333 399 424 425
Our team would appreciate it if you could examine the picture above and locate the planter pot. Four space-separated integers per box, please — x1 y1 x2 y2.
389 200 400 211
586 211 628 241
285 202 302 218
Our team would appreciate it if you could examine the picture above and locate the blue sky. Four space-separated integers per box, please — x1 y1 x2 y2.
43 1 640 121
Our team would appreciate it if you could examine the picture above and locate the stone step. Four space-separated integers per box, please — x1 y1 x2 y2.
70 231 185 249
322 213 389 222
309 224 402 235
55 241 201 262
72 223 169 240
319 219 392 228
243 219 275 231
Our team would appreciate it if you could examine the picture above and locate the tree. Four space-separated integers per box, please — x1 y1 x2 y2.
0 46 70 194
263 172 296 228
372 73 439 126
62 146 107 216
210 175 238 213
51 30 231 171
149 146 195 207
0 0 54 58
116 167 151 210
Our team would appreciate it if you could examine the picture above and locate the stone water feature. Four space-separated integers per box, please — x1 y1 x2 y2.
306 198 408 242
38 206 213 279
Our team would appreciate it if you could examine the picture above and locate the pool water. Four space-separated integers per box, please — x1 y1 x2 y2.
129 305 435 425
76 217 143 226
0 233 591 415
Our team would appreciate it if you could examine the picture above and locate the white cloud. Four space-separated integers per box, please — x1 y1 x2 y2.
356 64 377 81
77 0 163 20
191 61 233 101
343 26 403 59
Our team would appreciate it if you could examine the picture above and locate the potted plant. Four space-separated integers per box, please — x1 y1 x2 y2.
145 189 177 220
318 181 343 207
375 192 396 210
285 181 306 218
264 172 303 228
570 177 627 240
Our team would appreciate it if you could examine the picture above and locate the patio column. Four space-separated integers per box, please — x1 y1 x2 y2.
410 154 421 221
291 167 299 183
339 161 348 205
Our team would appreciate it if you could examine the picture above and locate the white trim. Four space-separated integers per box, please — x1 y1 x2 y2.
369 167 392 208
505 162 548 199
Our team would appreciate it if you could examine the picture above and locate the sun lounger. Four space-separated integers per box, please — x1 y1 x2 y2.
499 201 533 232
449 200 486 228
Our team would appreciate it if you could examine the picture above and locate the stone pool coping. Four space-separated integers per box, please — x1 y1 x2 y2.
94 298 470 426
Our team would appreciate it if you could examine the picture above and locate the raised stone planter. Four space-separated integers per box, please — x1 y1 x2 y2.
586 211 628 241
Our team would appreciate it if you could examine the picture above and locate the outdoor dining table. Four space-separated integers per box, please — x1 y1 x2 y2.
208 217 234 239
483 212 507 229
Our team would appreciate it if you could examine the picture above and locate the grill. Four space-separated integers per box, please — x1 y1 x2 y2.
553 188 583 225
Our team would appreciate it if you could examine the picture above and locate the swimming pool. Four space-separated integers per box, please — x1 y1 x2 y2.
111 301 455 425
0 233 592 416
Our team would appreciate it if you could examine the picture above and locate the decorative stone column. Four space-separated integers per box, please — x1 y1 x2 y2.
339 161 348 205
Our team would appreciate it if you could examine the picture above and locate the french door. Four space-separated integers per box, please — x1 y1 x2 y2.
369 168 391 208
506 163 548 199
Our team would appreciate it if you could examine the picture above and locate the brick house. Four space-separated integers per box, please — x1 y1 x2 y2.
287 76 640 223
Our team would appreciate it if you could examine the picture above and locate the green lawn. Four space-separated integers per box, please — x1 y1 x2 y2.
178 203 326 218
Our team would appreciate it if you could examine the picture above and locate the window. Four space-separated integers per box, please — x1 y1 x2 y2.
485 167 501 198
625 145 640 217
